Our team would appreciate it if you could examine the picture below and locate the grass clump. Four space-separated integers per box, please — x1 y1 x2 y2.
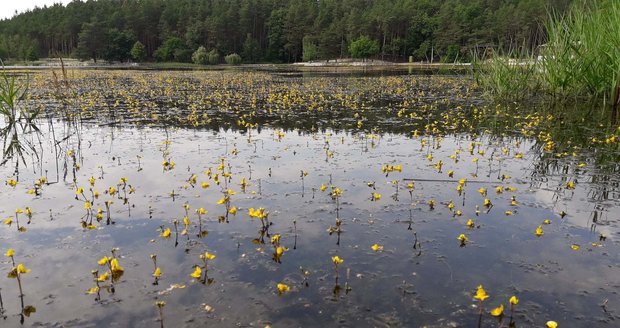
0 66 40 166
542 1 620 103
472 50 538 102
475 0 620 117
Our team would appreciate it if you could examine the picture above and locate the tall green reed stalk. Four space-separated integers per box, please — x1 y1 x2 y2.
0 63 40 167
471 48 539 102
542 0 620 117
474 0 620 120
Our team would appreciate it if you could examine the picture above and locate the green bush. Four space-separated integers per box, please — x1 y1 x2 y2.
225 53 242 65
130 41 147 62
348 36 379 60
192 46 208 65
207 49 220 65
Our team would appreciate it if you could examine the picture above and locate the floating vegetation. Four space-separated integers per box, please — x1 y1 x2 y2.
0 68 618 327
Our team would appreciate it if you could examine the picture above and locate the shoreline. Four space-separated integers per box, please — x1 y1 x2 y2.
2 59 472 72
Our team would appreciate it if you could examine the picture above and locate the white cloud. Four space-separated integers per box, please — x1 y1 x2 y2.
1 0 72 20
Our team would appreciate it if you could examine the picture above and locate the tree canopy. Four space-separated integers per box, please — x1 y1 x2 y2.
0 0 573 63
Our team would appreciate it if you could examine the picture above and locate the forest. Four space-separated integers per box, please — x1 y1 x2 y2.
0 0 573 63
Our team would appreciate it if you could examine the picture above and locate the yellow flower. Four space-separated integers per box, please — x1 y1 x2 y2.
76 187 84 195
216 197 226 205
98 271 109 282
161 228 171 238
566 181 575 189
276 246 287 257
7 179 17 187
504 211 513 216
271 234 281 245
5 248 15 257
478 187 487 196
85 201 91 210
332 256 343 265
535 225 544 237
474 285 489 301
190 266 202 279
371 244 383 251
277 283 290 293
86 286 100 294
110 258 124 273
198 207 206 215
457 234 468 243
570 244 580 251
156 300 166 308
98 256 109 265
201 181 210 189
229 207 237 215
17 263 31 274
153 267 162 278
466 219 475 228
108 187 116 195
546 321 558 328
204 252 216 260
509 295 519 305
490 304 504 316
372 192 381 201
248 207 267 219
320 183 327 192
15 208 24 214
4 217 13 225
484 198 492 207
183 216 190 226
543 219 551 225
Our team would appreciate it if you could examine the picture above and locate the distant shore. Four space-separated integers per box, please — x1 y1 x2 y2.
2 57 472 71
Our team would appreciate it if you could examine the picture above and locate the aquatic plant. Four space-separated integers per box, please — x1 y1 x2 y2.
0 67 40 166
542 0 620 111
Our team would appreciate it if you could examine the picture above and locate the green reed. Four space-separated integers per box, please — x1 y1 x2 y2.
0 65 40 166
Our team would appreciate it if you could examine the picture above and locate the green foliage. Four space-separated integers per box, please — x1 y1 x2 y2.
24 46 38 61
130 41 147 62
541 0 620 101
0 68 39 165
302 36 318 62
224 53 242 65
348 36 379 60
103 29 136 62
242 36 261 64
207 50 220 65
472 50 538 102
443 45 461 63
154 37 190 62
192 46 209 65
74 20 107 62
474 0 620 113
0 0 575 63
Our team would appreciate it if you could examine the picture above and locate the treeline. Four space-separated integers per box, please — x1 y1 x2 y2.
0 0 573 63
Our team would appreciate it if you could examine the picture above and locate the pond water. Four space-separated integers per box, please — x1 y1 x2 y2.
0 69 619 327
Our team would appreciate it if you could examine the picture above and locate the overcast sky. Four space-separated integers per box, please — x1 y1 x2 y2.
1 0 72 20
